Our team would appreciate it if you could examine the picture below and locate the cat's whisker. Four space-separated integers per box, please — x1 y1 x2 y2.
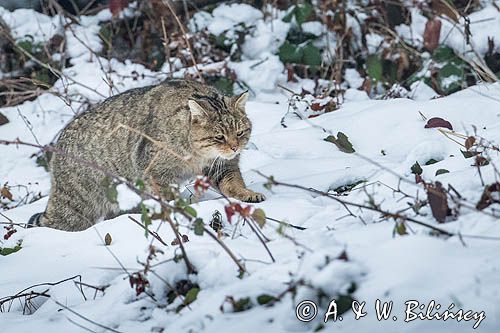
207 155 221 178
214 158 224 182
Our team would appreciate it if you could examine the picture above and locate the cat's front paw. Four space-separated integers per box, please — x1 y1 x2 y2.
234 190 266 203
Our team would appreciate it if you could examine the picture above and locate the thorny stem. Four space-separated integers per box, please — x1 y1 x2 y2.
164 211 197 275
128 216 168 246
256 171 453 237
258 171 500 240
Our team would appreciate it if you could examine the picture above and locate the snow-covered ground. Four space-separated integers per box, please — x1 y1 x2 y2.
2 3 500 333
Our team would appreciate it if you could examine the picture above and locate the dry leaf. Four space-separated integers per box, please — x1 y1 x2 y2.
0 112 9 126
464 136 475 150
104 233 112 246
310 103 323 111
423 17 442 52
1 186 13 201
110 0 129 16
424 117 453 130
476 182 500 210
426 182 450 223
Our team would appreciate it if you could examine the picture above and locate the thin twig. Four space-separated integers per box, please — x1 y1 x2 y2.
128 215 168 246
161 0 204 83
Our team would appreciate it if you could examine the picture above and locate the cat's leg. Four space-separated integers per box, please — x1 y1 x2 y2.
211 157 266 203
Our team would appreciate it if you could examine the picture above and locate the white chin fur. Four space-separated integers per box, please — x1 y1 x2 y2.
221 152 238 160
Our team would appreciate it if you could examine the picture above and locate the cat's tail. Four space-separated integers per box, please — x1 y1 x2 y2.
27 212 45 227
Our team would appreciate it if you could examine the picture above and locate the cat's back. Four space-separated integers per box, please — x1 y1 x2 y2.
66 79 215 126
53 79 221 165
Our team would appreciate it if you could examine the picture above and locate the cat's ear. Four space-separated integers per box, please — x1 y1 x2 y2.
234 91 249 110
188 100 207 118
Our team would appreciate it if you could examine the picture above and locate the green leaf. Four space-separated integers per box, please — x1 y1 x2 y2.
35 151 52 171
194 218 204 236
213 77 234 95
395 222 408 235
184 206 198 218
337 294 355 315
410 161 423 175
366 55 383 82
435 169 450 176
324 132 355 153
294 3 313 24
333 180 365 194
135 179 145 191
264 176 275 191
256 294 276 305
233 297 252 312
0 245 21 256
140 203 152 237
282 7 295 23
437 63 463 94
425 158 439 165
461 150 480 159
278 41 303 64
184 287 200 305
252 208 266 228
383 59 398 83
302 42 321 66
432 46 456 63
105 182 118 204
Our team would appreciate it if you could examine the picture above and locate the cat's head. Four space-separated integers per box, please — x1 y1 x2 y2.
188 91 251 160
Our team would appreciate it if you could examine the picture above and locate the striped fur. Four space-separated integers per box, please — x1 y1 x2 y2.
28 79 265 231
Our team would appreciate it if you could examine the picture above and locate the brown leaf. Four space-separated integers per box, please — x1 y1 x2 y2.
1 186 13 201
171 234 189 246
360 77 371 95
104 233 112 246
424 117 453 130
415 174 423 184
476 183 500 210
473 156 489 167
464 136 475 150
286 66 297 82
423 17 442 52
426 182 450 223
0 112 9 126
310 102 324 111
337 250 349 261
110 0 129 16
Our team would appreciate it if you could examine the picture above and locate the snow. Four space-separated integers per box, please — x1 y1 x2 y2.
365 33 385 54
116 184 142 211
301 21 324 36
0 7 61 43
201 4 264 36
242 19 290 60
344 68 364 89
409 80 439 100
229 55 286 94
1 3 500 333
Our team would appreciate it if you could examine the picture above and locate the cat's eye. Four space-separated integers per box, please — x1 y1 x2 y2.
214 134 225 141
237 130 244 137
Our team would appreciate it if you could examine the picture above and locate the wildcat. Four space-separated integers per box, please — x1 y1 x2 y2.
29 79 265 231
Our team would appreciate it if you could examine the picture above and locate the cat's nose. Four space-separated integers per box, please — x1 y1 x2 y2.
230 145 238 152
